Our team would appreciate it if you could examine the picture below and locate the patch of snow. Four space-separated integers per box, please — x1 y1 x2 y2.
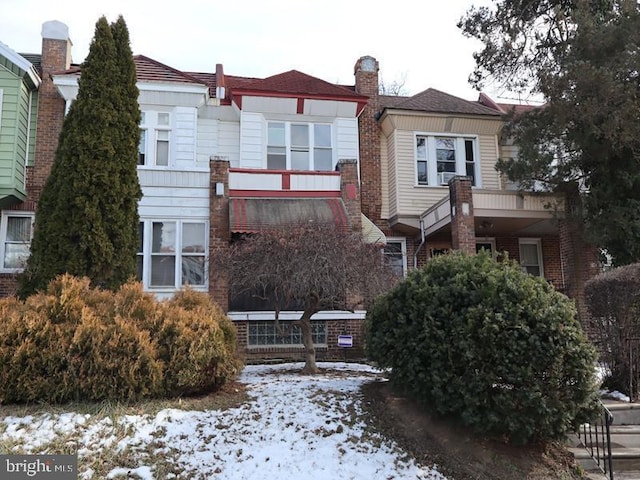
1 362 446 479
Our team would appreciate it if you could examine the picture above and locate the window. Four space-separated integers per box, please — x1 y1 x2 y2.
519 239 544 277
248 321 327 346
415 135 479 186
138 111 171 167
137 220 207 289
475 238 496 254
0 212 34 271
266 121 333 171
383 238 407 277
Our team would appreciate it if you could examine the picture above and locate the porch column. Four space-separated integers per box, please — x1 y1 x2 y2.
338 159 362 233
449 176 476 254
209 156 230 311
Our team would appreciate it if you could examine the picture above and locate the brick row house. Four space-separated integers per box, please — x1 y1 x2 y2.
0 22 600 360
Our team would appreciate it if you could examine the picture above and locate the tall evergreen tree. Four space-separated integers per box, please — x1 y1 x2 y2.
460 1 640 266
19 16 142 297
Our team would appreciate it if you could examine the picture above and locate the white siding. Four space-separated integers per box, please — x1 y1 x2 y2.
218 121 241 167
196 117 217 167
173 107 197 168
335 118 359 162
239 112 263 168
138 170 209 218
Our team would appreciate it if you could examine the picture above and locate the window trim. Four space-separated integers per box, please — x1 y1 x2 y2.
383 237 407 278
137 219 208 291
266 120 335 171
475 237 496 255
518 238 544 277
247 320 328 348
138 110 173 168
0 211 34 272
414 132 481 187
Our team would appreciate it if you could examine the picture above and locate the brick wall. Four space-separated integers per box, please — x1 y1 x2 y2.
0 23 72 297
354 56 382 223
209 157 230 311
236 318 366 362
496 235 564 290
338 159 362 233
449 176 476 254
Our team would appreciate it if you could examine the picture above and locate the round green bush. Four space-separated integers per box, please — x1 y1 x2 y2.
365 251 599 444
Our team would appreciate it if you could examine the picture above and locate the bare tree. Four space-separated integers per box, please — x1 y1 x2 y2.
379 72 409 96
216 224 394 373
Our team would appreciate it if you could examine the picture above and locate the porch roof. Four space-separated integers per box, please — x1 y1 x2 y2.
229 198 349 233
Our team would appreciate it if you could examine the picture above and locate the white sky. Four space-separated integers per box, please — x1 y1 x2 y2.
1 0 500 101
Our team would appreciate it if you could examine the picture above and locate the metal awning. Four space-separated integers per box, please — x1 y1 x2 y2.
362 214 386 244
230 198 349 233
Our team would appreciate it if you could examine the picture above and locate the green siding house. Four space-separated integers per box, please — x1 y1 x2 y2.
0 42 40 208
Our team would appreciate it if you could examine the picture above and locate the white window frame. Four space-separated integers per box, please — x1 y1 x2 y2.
383 237 407 278
414 133 481 187
0 211 34 272
518 238 544 277
266 121 334 171
138 111 172 168
475 237 496 255
137 219 208 291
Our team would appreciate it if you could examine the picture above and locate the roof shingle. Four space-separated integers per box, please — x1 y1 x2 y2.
386 88 502 116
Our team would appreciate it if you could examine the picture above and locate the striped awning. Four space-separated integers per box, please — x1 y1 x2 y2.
230 198 349 233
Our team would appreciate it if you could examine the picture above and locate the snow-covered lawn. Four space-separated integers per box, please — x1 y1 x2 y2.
0 362 446 479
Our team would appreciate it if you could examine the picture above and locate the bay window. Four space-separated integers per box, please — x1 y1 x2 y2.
267 121 334 171
415 134 479 186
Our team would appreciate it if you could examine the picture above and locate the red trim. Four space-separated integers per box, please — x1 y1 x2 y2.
230 89 368 104
230 167 340 177
229 190 341 198
326 198 349 229
282 172 291 190
297 98 304 114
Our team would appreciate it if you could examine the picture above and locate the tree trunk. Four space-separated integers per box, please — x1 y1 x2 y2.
300 307 319 374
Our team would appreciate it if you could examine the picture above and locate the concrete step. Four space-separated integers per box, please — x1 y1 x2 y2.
605 402 640 426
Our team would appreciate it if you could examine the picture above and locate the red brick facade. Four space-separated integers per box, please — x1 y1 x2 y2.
354 56 382 223
449 177 476 254
0 23 72 297
209 157 230 311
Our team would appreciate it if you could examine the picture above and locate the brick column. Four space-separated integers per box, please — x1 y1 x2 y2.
28 21 72 203
354 56 381 223
338 159 362 233
209 157 230 311
449 176 476 254
559 188 601 334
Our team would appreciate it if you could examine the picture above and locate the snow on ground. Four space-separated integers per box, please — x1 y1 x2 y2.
0 362 446 480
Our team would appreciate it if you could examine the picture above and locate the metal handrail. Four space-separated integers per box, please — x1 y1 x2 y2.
577 401 614 480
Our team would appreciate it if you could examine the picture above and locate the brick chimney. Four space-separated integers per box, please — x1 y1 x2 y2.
28 21 72 203
354 56 382 223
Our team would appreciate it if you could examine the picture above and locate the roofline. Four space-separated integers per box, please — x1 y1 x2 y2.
379 106 503 120
0 42 41 87
133 55 208 85
230 88 368 103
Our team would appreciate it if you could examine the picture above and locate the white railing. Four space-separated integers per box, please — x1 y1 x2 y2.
229 168 341 194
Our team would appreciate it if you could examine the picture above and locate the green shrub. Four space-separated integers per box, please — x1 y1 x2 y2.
0 275 241 404
585 263 640 395
366 251 599 444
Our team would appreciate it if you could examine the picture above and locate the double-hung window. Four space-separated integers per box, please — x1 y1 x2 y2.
266 121 333 171
0 212 34 271
139 111 171 167
137 220 207 290
519 238 544 277
415 135 479 186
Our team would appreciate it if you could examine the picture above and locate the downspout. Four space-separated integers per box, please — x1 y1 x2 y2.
413 217 426 269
